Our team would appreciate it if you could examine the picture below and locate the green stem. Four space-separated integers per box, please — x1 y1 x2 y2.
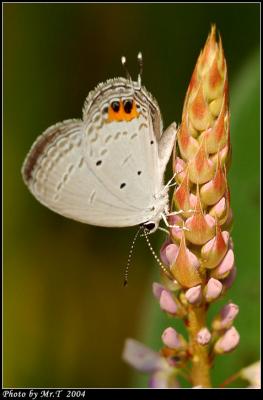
188 305 212 388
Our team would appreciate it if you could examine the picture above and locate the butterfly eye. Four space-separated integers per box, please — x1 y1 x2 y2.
123 99 133 114
111 101 120 112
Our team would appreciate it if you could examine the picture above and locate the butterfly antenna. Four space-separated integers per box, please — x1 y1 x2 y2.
121 55 135 96
123 226 143 287
143 229 173 280
137 51 143 88
121 55 132 81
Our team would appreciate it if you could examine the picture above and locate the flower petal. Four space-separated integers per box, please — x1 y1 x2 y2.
149 370 180 388
122 339 164 373
240 361 261 389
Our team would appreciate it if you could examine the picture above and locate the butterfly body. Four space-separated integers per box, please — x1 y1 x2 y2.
22 77 177 232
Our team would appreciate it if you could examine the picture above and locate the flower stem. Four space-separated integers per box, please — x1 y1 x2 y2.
219 371 240 388
188 305 212 388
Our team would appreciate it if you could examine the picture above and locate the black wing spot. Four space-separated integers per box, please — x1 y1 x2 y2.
120 183 126 189
123 99 133 114
150 140 154 145
96 160 102 166
111 101 120 112
137 171 142 175
131 133 138 140
139 122 148 131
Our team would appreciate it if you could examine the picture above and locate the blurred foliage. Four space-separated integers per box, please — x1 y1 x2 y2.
3 3 259 388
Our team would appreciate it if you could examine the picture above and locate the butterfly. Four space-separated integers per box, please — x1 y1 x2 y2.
21 54 177 234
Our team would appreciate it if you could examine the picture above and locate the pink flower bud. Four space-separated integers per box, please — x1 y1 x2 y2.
205 278 223 302
152 282 165 300
189 85 213 132
185 188 215 245
164 244 179 266
160 240 172 266
214 326 240 354
188 137 215 184
209 196 227 223
173 156 187 184
209 185 231 226
177 118 199 161
223 207 234 230
189 193 198 209
185 285 202 304
201 224 229 269
160 290 178 315
213 143 229 167
174 170 193 218
202 98 228 153
169 214 184 242
161 327 186 350
200 152 226 206
197 327 211 345
221 265 237 290
210 249 235 279
170 232 202 288
212 303 239 330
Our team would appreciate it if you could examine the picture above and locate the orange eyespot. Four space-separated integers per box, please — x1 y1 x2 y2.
108 99 139 122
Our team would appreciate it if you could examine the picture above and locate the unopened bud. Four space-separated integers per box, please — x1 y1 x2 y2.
161 327 186 350
185 285 202 304
160 290 178 315
204 278 223 302
197 327 211 345
221 266 237 290
152 282 165 300
210 249 235 279
163 244 179 266
214 326 240 354
212 303 239 330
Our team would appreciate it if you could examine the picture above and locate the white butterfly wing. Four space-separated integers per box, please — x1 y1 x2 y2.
22 118 162 227
22 76 177 228
84 116 161 206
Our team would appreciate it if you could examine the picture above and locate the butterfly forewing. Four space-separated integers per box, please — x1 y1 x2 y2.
22 78 171 227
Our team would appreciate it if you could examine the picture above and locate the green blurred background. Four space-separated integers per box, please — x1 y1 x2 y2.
4 3 260 388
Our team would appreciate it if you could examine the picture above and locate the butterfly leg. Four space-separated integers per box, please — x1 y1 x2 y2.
167 209 195 216
158 226 170 235
161 212 189 231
